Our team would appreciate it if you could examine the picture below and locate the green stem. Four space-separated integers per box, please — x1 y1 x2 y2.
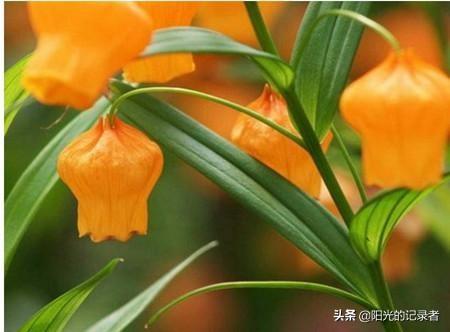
244 2 280 56
331 125 368 203
283 89 354 226
109 86 305 148
369 262 403 332
291 8 401 68
146 281 375 328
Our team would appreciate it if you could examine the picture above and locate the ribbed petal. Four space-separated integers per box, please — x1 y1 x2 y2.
57 117 163 242
341 49 450 189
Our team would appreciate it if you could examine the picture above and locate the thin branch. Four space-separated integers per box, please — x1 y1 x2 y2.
110 86 306 149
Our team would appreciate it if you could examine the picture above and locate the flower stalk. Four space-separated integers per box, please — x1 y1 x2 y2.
109 86 306 149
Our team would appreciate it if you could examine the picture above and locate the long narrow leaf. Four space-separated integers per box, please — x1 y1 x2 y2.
350 174 450 263
140 27 293 90
5 99 108 271
147 280 375 328
5 54 30 134
87 241 218 332
19 259 121 332
113 82 376 302
292 2 370 139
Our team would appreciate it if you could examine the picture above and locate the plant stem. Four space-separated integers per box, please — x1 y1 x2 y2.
244 2 280 56
331 125 368 203
369 261 403 332
283 89 354 226
109 86 305 148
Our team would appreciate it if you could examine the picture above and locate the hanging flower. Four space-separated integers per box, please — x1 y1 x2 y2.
23 2 153 109
231 85 331 198
123 2 197 83
341 49 450 189
57 117 163 242
23 2 197 110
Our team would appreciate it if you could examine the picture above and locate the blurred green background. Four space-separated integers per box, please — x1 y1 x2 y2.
5 2 450 331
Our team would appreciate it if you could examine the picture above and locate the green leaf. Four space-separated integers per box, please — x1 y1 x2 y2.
87 241 218 332
5 99 108 271
112 81 376 302
291 2 371 139
350 174 450 263
19 259 121 332
140 27 293 90
147 280 375 327
5 54 31 134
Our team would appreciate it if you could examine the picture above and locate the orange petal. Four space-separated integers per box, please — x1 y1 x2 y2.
57 117 163 242
341 49 450 189
231 85 331 198
23 2 153 110
123 2 197 83
124 53 195 83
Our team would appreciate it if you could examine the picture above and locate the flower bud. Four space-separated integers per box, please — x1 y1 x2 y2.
341 49 450 189
57 117 163 242
231 85 331 198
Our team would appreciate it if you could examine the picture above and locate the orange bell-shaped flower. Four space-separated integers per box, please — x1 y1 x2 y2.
231 85 331 198
123 2 197 83
23 2 153 110
341 49 450 189
57 117 163 242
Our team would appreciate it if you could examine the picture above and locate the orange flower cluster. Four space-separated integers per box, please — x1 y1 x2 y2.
341 49 450 189
21 2 450 245
58 117 163 242
23 2 196 110
231 85 332 198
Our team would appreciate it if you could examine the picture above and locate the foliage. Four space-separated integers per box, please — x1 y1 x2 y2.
350 175 450 263
19 259 121 332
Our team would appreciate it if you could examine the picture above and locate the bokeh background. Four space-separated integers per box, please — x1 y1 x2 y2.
5 2 450 331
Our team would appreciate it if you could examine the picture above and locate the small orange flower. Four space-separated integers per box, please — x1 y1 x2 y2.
231 85 331 198
123 2 197 83
23 2 153 109
341 49 450 189
23 2 198 110
57 117 163 242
